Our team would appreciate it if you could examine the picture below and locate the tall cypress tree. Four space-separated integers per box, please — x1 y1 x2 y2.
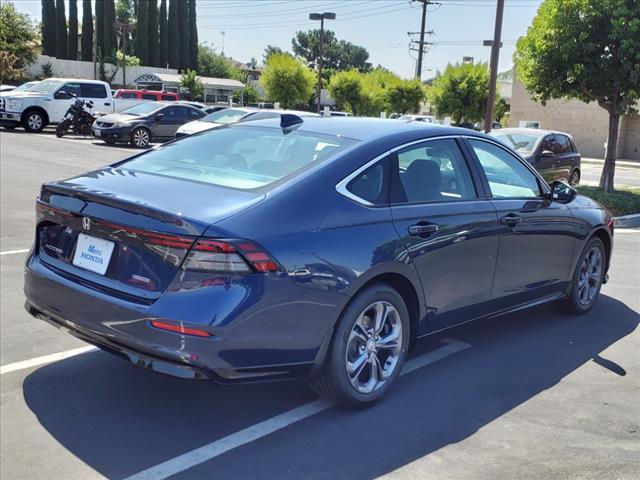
41 0 57 56
81 0 93 61
167 0 179 69
187 0 197 71
177 0 189 72
135 0 149 65
95 0 105 58
55 0 68 59
148 0 159 67
104 0 116 59
68 0 78 60
159 0 168 68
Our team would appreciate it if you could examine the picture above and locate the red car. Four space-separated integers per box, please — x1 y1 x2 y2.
114 89 179 101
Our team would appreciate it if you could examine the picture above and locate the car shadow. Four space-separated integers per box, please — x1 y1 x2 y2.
23 294 638 479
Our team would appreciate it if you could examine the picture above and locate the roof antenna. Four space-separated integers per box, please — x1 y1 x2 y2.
280 113 304 130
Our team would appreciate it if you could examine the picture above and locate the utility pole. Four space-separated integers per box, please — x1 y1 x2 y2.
309 12 336 113
416 0 428 80
483 0 505 132
114 21 134 87
93 24 97 80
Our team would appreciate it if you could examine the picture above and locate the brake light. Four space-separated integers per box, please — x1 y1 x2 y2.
607 218 615 233
150 320 211 337
183 239 281 273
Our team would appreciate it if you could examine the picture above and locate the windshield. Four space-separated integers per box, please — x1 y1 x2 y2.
491 132 540 153
29 80 63 94
14 82 39 92
202 109 252 124
122 102 164 116
119 125 358 189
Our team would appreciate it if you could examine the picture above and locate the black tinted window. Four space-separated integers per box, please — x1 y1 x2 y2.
540 135 556 153
57 82 81 98
80 83 108 98
142 93 158 100
119 92 137 99
189 108 204 118
554 134 571 153
163 106 188 119
162 94 176 101
348 160 388 205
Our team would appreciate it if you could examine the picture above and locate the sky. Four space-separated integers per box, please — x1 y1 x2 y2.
13 0 543 79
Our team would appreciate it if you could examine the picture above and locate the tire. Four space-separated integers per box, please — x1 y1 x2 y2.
130 127 151 148
55 120 70 137
560 237 606 315
22 110 46 133
310 284 410 408
569 169 580 186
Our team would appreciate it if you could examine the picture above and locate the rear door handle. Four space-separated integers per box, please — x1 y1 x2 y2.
408 223 439 237
500 213 522 227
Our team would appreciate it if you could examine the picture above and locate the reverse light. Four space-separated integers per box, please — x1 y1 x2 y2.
183 239 281 273
150 320 211 337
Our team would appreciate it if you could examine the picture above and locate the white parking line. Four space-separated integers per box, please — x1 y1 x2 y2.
0 346 98 375
123 337 471 480
0 248 30 256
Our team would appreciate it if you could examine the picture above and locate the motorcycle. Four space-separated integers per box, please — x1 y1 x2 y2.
55 93 96 137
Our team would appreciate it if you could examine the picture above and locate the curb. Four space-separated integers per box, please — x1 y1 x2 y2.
614 213 640 228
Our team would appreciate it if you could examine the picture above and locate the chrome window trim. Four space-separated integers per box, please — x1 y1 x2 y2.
335 135 462 207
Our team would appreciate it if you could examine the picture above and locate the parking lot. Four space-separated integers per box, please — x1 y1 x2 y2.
1 130 639 480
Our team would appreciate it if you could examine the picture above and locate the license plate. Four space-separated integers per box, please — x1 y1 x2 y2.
94 128 101 136
72 234 114 275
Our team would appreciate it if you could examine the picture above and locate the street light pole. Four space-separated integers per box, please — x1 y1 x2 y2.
309 12 336 113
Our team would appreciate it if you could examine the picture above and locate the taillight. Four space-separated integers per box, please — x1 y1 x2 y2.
607 217 615 234
150 320 211 337
183 239 281 273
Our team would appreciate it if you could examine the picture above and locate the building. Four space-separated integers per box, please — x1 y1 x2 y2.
509 78 640 160
133 72 244 104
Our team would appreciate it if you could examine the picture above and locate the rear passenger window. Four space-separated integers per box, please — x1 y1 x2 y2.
80 83 107 98
189 108 204 118
119 92 137 99
142 93 158 100
162 95 176 101
554 134 571 153
347 160 388 205
393 139 476 203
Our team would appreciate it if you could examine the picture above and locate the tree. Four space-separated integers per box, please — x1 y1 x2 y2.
148 0 159 66
116 0 134 55
159 0 168 67
292 30 370 71
177 0 189 71
428 62 494 125
95 0 104 58
0 3 38 82
328 70 364 115
168 0 179 68
180 69 203 101
55 0 67 59
135 0 149 64
234 83 260 105
515 0 640 193
260 53 315 108
67 0 78 60
41 0 56 56
103 0 116 60
198 45 242 79
80 0 92 61
385 79 427 114
263 45 283 64
187 0 198 71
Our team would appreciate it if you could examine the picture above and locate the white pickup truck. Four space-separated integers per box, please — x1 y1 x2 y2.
0 78 147 133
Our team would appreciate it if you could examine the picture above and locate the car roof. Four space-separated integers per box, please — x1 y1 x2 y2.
235 116 478 142
493 127 572 138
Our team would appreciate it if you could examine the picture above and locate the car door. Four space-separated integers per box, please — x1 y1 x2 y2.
80 82 111 112
52 82 82 121
553 134 576 182
465 137 576 309
532 134 558 182
389 137 501 333
153 106 188 138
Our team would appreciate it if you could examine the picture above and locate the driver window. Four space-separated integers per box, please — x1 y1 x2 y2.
56 83 81 99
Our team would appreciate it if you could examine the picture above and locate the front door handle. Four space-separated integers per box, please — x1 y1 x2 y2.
408 223 439 237
500 213 522 227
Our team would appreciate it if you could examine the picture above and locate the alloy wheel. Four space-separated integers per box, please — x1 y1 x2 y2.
569 170 580 186
577 246 602 306
133 128 150 147
345 301 403 394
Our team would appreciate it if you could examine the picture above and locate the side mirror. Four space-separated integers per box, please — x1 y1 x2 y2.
155 113 164 121
54 90 67 99
540 149 554 157
550 180 577 203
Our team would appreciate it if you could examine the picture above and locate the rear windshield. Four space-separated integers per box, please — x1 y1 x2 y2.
118 125 358 189
491 132 540 153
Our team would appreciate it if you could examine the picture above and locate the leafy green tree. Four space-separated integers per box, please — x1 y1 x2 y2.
80 0 92 61
41 0 56 56
260 53 315 108
168 0 179 68
95 0 104 58
115 50 140 66
177 0 189 72
385 79 427 114
515 0 640 193
0 3 38 82
116 0 134 55
198 45 243 79
360 67 401 116
55 0 67 59
428 62 494 125
328 69 364 115
67 0 78 60
234 83 260 105
148 0 159 66
159 0 168 67
292 30 370 71
103 0 116 60
135 0 149 64
263 45 283 64
187 0 198 71
180 69 203 100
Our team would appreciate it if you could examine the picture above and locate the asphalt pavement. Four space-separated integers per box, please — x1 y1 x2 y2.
1 130 639 480
581 160 640 187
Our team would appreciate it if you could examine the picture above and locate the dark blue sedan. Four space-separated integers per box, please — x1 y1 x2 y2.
24 115 613 407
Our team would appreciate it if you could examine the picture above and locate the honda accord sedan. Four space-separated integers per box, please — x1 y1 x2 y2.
24 116 613 407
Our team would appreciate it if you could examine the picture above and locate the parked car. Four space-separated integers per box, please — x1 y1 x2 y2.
25 117 613 407
1 81 39 96
0 84 16 93
92 101 205 147
114 89 180 101
399 114 437 123
174 108 319 138
322 111 350 117
490 128 581 185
